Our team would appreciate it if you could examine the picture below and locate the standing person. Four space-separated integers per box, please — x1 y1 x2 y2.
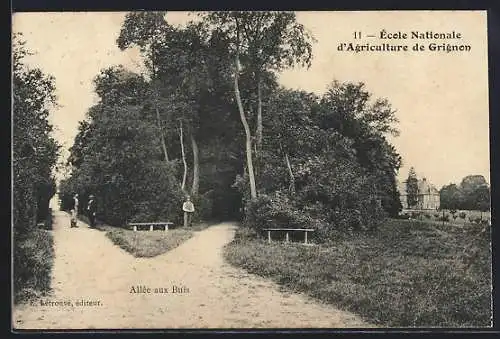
182 196 195 227
87 194 96 228
71 194 79 228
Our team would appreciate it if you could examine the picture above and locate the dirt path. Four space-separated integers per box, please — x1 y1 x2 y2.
13 204 371 329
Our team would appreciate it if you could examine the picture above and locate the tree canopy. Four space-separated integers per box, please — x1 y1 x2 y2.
13 33 60 301
440 175 490 211
13 33 60 236
58 12 404 240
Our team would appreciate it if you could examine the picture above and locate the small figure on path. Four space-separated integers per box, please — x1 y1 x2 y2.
87 194 97 228
70 194 79 228
182 196 195 227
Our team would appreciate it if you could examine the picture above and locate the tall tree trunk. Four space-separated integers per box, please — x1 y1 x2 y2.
234 57 257 200
280 140 295 194
255 77 263 154
179 120 187 193
190 132 200 196
155 103 169 162
32 191 38 227
234 16 257 200
151 49 169 163
284 152 295 194
253 76 263 179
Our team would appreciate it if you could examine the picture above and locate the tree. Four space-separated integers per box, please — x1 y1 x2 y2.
439 183 464 210
153 22 215 197
241 83 391 235
315 81 402 216
93 65 149 107
178 119 188 193
201 11 315 200
61 104 183 226
117 11 172 162
263 87 320 194
13 33 60 301
13 33 60 235
406 167 419 209
460 175 488 196
439 175 490 211
469 184 490 212
64 18 245 223
236 12 314 155
460 175 490 210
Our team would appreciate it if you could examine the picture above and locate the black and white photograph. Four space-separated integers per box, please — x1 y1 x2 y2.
12 10 492 329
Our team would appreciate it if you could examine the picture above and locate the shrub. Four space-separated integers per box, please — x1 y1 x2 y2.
13 229 54 303
191 190 215 222
459 212 467 219
60 160 184 227
40 208 53 230
438 215 450 222
244 192 311 231
244 188 386 243
398 213 411 220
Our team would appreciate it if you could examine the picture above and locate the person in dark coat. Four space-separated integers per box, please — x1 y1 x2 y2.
87 194 97 228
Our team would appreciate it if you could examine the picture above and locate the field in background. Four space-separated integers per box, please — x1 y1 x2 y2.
224 219 492 327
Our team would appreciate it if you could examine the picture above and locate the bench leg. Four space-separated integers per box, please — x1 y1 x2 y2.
133 226 137 232
164 225 168 231
285 232 289 243
267 231 271 244
150 225 154 231
304 231 308 244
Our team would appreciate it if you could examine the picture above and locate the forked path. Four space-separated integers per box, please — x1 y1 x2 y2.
13 208 371 329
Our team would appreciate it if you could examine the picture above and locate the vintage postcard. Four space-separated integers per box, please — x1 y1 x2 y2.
12 11 492 330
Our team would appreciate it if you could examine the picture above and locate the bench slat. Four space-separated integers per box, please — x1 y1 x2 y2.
263 228 315 232
128 222 173 232
264 228 315 245
129 222 173 225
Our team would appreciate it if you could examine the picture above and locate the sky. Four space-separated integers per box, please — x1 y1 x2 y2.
12 11 490 189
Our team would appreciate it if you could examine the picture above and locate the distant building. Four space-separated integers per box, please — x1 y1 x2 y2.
397 178 440 210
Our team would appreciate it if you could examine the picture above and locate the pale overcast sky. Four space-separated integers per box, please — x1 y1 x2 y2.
12 11 490 189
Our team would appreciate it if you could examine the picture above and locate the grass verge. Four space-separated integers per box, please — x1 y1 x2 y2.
96 221 213 258
13 228 55 304
224 220 492 327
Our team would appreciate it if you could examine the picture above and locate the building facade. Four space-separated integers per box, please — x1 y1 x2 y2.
398 178 440 210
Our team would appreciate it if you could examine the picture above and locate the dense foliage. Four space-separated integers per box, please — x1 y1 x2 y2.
60 104 184 225
440 175 491 211
13 33 59 301
60 12 402 238
241 82 401 238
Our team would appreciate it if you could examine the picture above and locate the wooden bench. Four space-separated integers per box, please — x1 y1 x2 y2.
263 228 315 244
128 222 173 232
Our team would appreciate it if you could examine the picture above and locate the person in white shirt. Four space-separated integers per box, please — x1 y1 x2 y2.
182 196 195 227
